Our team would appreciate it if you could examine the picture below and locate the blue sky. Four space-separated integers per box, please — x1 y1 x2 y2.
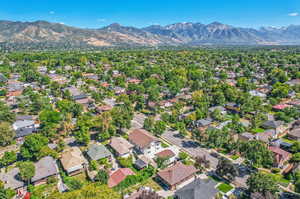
0 0 299 28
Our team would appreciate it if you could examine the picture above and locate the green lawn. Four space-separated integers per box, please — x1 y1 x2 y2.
122 178 161 194
281 138 296 145
217 183 234 193
231 154 240 160
252 128 265 133
262 171 291 188
161 141 170 148
30 183 59 199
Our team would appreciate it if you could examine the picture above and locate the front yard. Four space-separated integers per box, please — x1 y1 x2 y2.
121 178 162 195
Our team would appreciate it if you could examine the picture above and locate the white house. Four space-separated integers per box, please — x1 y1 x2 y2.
128 129 161 157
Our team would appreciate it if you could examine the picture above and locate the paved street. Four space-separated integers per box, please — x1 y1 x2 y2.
162 130 219 169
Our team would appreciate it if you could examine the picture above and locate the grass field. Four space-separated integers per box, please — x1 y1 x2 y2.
217 183 234 193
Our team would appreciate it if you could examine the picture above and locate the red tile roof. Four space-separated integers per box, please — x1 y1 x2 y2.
108 168 134 188
272 104 291 110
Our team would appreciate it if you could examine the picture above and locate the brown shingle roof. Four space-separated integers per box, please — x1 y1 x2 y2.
128 129 159 149
60 147 86 171
109 137 133 155
157 161 197 186
155 149 175 158
288 128 300 138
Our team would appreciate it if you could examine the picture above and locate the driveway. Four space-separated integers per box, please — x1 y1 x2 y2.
162 130 219 169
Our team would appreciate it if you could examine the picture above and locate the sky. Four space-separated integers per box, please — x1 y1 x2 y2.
0 0 299 29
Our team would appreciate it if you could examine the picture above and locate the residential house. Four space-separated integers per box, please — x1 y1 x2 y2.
0 73 7 83
288 99 300 108
114 86 126 95
109 137 133 158
269 146 292 169
13 119 38 138
262 120 286 137
156 161 197 190
96 104 113 113
238 132 256 142
48 74 68 85
287 128 300 141
37 66 48 74
64 87 87 101
86 144 112 161
249 90 266 98
225 103 240 113
64 86 93 108
0 168 24 190
134 158 149 170
286 79 300 86
272 104 291 111
126 189 162 199
174 178 218 199
256 130 276 143
6 80 23 97
108 168 134 188
127 78 141 84
82 73 99 81
208 106 226 114
128 129 161 156
195 118 213 132
155 149 176 165
60 147 87 176
31 156 59 186
238 131 276 143
134 155 157 170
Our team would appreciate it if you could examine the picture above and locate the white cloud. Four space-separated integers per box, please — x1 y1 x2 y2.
288 12 299 17
97 18 106 22
49 11 55 15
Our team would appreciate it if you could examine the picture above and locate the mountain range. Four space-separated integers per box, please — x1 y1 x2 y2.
0 20 300 48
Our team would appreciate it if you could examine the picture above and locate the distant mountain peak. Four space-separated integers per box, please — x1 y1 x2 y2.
208 21 224 26
0 19 300 48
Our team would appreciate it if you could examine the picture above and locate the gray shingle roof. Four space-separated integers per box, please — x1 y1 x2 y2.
175 178 218 199
87 144 112 161
16 127 36 138
262 120 284 129
31 156 59 182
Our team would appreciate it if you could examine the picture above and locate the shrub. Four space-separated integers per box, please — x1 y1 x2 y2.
89 160 98 171
47 176 57 184
114 166 155 191
64 178 83 191
117 156 133 168
271 168 281 174
94 170 108 184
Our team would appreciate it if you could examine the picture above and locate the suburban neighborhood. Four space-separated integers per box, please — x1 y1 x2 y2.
0 48 299 199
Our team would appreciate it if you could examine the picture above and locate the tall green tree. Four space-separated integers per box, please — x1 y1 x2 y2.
20 134 49 160
0 122 15 147
247 172 278 196
17 161 35 184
